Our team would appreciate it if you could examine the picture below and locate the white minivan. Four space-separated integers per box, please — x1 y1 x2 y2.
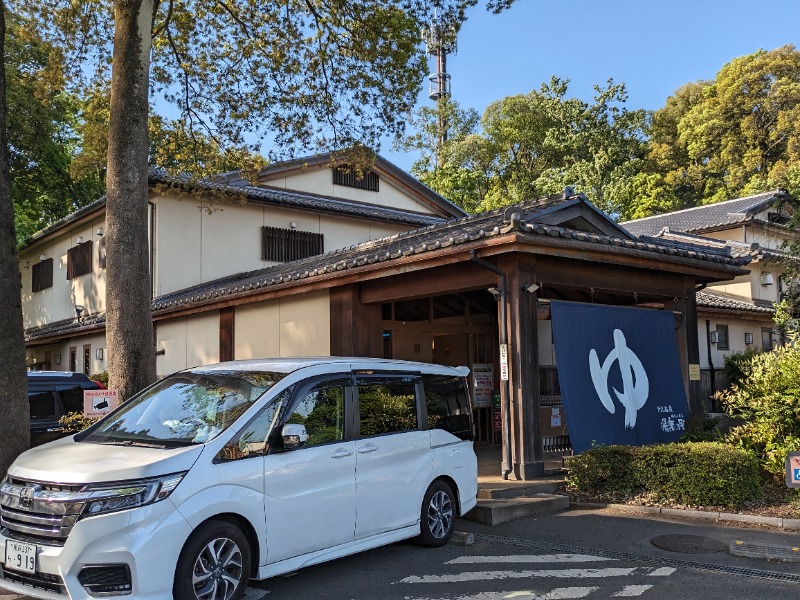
0 358 477 600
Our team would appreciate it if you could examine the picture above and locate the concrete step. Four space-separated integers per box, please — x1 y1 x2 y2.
477 480 562 500
464 493 569 526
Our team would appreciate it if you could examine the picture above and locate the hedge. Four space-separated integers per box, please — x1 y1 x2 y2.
566 442 762 508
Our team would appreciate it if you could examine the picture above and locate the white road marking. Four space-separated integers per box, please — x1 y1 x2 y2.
447 555 615 564
647 567 676 577
612 585 653 596
400 568 638 583
402 588 600 600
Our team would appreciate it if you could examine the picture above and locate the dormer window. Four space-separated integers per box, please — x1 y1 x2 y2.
332 165 379 192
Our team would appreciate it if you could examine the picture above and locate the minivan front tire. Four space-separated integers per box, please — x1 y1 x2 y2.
173 519 252 600
417 480 455 547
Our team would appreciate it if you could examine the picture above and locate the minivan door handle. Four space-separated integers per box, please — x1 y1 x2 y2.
330 448 353 459
358 443 378 454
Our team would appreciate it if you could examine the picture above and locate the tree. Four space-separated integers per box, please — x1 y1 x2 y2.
622 46 800 217
407 77 648 215
0 1 30 475
11 0 516 401
6 14 105 241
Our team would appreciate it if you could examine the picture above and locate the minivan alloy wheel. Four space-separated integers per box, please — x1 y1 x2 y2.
427 489 453 539
192 537 244 600
174 520 251 600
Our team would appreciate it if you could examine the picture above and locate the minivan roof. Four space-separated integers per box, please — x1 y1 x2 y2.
188 357 470 377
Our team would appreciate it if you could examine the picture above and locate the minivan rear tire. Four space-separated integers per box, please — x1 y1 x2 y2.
416 480 455 547
173 519 252 600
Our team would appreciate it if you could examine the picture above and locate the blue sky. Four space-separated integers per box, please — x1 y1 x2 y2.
385 0 800 171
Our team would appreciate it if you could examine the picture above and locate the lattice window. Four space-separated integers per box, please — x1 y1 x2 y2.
67 241 93 279
332 165 379 192
262 226 323 262
32 258 53 292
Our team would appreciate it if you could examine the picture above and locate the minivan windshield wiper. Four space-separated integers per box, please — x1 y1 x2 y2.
93 439 197 449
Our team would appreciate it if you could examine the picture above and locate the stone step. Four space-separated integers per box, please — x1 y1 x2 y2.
464 493 569 526
477 481 562 500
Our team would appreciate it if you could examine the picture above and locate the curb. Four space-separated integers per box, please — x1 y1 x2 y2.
569 501 800 531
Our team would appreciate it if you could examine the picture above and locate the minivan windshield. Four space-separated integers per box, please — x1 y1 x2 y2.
82 370 287 446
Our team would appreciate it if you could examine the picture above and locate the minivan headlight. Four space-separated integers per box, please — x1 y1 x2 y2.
82 472 186 517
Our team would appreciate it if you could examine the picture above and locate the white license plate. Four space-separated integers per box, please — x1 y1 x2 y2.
4 540 37 574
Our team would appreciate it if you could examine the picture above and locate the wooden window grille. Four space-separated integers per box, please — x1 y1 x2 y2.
67 241 94 279
32 258 53 292
262 226 323 262
332 165 379 192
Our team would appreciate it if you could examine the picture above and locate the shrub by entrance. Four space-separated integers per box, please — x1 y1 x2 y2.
566 442 761 509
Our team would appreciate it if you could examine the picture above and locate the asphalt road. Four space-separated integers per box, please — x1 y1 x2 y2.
3 507 800 599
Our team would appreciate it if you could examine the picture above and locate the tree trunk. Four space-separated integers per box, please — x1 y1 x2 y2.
105 0 158 400
0 2 31 475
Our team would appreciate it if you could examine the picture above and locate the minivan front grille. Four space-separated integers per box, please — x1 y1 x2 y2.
0 478 87 546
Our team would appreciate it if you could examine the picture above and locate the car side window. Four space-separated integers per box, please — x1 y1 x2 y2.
423 374 473 440
216 387 293 462
56 385 86 414
356 375 419 437
29 390 57 420
285 380 347 447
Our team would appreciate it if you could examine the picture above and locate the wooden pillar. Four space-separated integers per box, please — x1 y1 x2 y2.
499 254 544 479
330 284 383 357
681 278 704 415
220 307 234 362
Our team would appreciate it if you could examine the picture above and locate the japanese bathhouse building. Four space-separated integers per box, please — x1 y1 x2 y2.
19 155 750 479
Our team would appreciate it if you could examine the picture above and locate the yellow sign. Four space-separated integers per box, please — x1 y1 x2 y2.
688 364 701 381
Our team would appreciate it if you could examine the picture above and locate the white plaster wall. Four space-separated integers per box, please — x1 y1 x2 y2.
155 312 220 377
698 316 772 369
266 169 433 214
234 291 331 359
26 332 108 377
20 218 107 328
152 195 203 296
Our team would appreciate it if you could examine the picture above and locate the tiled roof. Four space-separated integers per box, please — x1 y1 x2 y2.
621 190 790 237
148 195 746 312
642 229 789 262
20 170 447 250
24 194 751 342
696 289 775 315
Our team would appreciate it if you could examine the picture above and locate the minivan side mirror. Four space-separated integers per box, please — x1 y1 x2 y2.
281 423 308 450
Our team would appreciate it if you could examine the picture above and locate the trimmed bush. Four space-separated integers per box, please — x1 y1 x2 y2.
567 442 761 509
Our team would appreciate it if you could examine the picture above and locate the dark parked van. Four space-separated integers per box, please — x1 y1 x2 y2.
27 371 105 445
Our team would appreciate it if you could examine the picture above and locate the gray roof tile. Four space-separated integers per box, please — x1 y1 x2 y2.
621 190 789 237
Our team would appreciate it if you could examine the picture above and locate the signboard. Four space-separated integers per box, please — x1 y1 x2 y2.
493 393 502 431
84 390 120 419
499 344 509 381
787 453 800 488
550 301 690 453
473 364 494 408
689 364 701 381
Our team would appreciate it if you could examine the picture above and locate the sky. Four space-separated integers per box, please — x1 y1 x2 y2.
384 0 800 171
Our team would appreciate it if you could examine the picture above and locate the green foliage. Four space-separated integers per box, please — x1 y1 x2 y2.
720 343 800 476
722 349 761 386
59 411 99 434
567 443 762 508
6 13 105 241
90 371 109 386
680 415 723 442
405 78 648 214
621 46 800 217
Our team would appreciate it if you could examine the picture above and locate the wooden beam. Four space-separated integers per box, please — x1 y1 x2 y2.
219 308 234 362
